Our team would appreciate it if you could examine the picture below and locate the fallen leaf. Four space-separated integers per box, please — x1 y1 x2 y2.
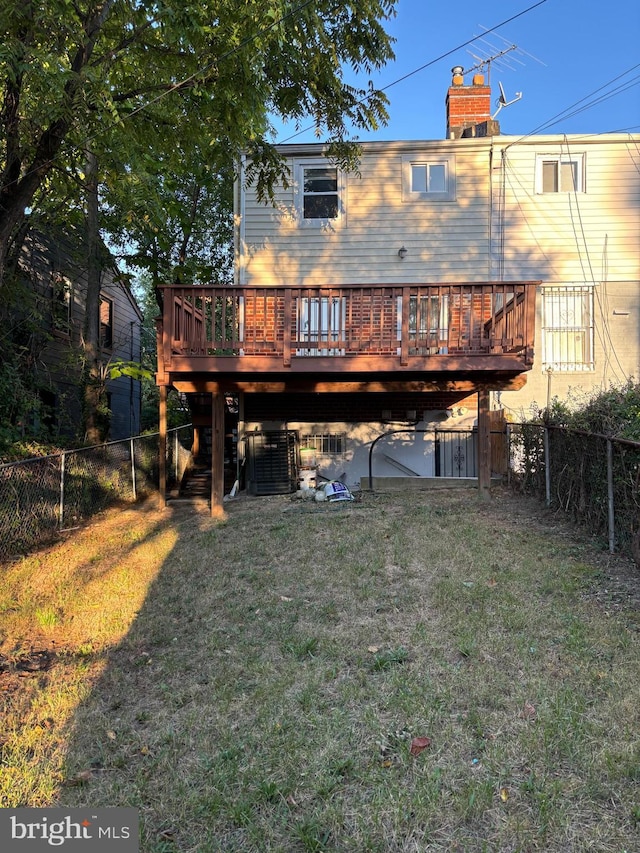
500 787 510 802
486 578 498 587
367 645 380 653
106 730 117 741
66 769 93 786
279 595 292 602
158 828 176 841
409 736 432 756
519 701 536 720
381 759 393 768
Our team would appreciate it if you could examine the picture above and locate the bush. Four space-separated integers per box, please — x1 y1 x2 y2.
544 380 640 440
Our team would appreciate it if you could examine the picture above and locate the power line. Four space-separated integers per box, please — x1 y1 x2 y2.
277 0 549 143
2 0 320 190
504 63 640 148
124 0 319 123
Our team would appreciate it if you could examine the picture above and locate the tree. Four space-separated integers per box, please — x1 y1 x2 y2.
1 0 397 440
1 0 397 291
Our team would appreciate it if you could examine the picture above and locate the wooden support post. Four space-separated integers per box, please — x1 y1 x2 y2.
211 392 226 517
159 385 167 506
477 387 491 500
192 426 200 459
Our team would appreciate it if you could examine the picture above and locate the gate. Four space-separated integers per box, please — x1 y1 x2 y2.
434 429 478 477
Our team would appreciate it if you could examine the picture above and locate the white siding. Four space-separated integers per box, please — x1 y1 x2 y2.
237 133 640 417
239 140 493 285
490 135 640 416
492 136 640 283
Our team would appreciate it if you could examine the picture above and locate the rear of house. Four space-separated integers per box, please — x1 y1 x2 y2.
155 69 639 509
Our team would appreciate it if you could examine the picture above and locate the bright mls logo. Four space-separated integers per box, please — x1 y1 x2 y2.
0 809 138 851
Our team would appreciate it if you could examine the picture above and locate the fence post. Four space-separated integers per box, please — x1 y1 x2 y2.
544 426 551 507
130 437 137 502
59 451 66 529
607 439 615 554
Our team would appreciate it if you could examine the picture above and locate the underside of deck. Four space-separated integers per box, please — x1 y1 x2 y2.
155 281 539 512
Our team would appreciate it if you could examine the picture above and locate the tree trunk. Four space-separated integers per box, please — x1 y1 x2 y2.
83 149 104 445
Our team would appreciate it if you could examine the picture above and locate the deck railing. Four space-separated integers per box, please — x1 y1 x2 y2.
159 282 537 368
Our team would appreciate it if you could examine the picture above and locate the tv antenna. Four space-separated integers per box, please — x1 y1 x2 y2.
466 26 546 80
461 31 544 120
462 44 521 82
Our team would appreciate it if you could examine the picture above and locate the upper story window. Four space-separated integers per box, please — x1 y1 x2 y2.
52 273 72 335
100 296 113 350
295 160 344 226
541 285 594 372
402 154 456 201
536 154 585 193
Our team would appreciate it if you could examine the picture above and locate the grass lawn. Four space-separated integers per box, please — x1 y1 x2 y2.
1 488 639 852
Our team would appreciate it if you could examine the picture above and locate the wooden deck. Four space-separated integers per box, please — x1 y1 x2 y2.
154 281 539 510
156 281 538 393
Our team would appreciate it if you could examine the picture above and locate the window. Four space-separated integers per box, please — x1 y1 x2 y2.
536 154 585 193
100 296 113 349
52 274 72 334
396 294 450 354
295 160 343 225
402 154 455 201
296 296 346 356
541 285 594 371
299 433 347 455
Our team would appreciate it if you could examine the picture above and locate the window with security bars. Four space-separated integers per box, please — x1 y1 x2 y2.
299 433 347 455
541 285 594 371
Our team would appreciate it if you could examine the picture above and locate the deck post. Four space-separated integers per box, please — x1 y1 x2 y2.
211 392 226 516
192 426 201 459
159 385 167 505
477 387 491 499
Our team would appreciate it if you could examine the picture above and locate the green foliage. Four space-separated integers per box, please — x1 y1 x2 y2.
1 0 398 289
107 360 153 382
543 380 640 440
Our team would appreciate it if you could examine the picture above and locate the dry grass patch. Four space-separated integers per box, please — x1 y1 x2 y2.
1 489 639 852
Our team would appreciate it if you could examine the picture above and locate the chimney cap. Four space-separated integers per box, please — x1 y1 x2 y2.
451 66 464 76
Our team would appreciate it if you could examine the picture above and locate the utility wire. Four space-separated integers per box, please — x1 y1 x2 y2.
278 0 549 142
2 0 320 189
504 63 640 147
124 0 319 122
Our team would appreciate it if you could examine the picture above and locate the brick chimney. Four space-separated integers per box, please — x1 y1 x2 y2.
446 66 500 139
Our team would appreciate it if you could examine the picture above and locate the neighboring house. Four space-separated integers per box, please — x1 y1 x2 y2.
16 227 143 442
155 69 639 510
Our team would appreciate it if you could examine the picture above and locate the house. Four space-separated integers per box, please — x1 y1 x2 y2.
155 69 639 512
15 228 143 442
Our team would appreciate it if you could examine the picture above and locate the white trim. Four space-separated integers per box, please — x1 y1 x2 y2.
402 154 456 201
293 158 345 228
535 152 586 194
237 154 247 285
541 284 594 372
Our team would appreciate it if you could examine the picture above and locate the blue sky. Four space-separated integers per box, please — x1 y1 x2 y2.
275 0 640 144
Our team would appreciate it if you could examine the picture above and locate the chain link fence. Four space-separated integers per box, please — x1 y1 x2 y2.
3 422 638 567
508 423 640 566
0 426 193 562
